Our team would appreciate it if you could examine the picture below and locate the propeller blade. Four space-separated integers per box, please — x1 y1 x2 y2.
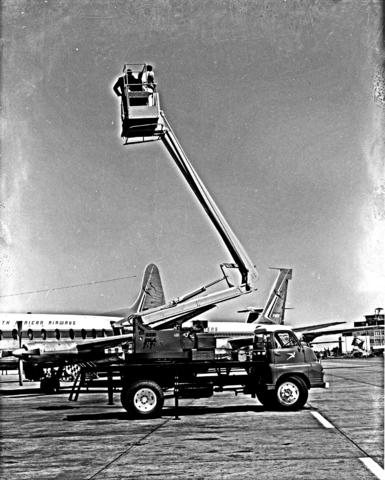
16 320 23 386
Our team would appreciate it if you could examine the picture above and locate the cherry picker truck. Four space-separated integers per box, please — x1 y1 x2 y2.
111 64 327 418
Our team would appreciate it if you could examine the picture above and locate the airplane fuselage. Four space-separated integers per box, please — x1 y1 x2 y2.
0 313 124 369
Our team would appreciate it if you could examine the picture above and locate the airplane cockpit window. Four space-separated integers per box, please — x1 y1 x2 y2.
81 329 87 339
41 329 47 340
275 331 300 348
12 329 18 340
92 329 97 339
27 329 33 340
55 329 61 340
69 329 75 340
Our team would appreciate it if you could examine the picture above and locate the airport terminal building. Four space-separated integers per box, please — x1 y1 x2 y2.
348 307 385 353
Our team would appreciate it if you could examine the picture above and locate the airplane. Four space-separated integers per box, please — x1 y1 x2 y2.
0 263 165 391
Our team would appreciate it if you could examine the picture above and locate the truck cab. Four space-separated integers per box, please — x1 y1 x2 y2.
248 325 325 409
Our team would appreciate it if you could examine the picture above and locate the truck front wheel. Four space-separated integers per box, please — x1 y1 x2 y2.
256 389 275 408
257 376 308 410
275 376 308 410
121 380 164 418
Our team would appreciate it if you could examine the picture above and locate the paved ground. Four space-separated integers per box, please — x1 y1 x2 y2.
0 357 383 479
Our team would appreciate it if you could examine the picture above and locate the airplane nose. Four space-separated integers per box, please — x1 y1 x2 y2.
12 347 41 357
11 348 26 357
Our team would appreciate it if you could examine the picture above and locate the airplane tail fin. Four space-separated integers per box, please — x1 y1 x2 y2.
106 264 165 317
131 263 165 312
251 268 292 324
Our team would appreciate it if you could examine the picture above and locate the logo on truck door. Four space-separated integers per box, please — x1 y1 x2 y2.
287 352 296 360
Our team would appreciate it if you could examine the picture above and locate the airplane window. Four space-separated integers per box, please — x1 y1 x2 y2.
81 329 87 339
55 329 61 340
41 329 47 340
92 329 97 339
12 329 18 340
69 329 75 340
28 329 33 340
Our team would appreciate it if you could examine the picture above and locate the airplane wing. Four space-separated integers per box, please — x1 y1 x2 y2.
292 321 346 333
219 322 351 349
300 324 384 343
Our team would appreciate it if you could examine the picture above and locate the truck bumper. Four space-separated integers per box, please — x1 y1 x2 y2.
311 381 329 389
265 381 329 390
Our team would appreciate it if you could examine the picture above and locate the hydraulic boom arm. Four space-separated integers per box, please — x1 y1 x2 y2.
159 112 258 290
117 63 258 293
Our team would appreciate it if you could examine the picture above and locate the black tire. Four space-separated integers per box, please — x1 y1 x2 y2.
274 376 308 410
121 380 164 418
40 377 60 394
256 389 276 409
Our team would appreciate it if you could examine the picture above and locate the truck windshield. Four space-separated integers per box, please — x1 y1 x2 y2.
275 331 300 348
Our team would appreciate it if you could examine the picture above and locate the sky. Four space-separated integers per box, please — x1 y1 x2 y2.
1 0 384 327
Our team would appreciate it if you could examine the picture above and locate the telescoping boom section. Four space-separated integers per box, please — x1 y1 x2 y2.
118 64 258 291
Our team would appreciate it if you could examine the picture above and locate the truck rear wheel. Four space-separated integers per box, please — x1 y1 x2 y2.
40 377 60 394
275 376 308 410
121 380 164 418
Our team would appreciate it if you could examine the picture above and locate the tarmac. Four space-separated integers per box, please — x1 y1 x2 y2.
0 357 383 479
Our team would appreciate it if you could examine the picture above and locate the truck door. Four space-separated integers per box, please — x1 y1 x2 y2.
271 330 305 365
